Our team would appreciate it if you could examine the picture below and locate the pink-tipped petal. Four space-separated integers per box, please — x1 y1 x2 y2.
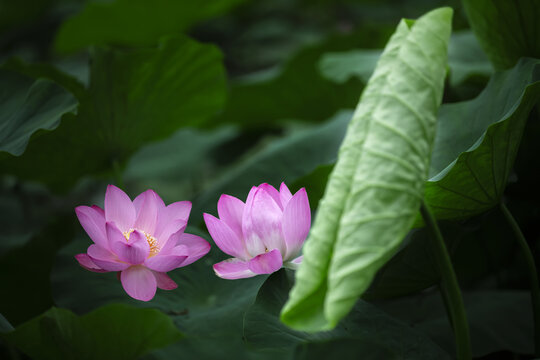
279 182 293 207
75 206 108 249
213 258 256 280
133 190 159 235
291 255 303 264
175 233 211 266
92 205 105 216
133 193 144 213
154 201 191 240
87 244 129 271
110 228 150 265
247 249 283 274
156 201 192 234
204 213 249 260
156 219 188 252
258 183 283 209
167 201 192 219
242 187 267 257
134 190 165 213
282 188 311 260
120 266 157 301
104 185 135 233
153 271 178 290
75 253 107 273
144 245 188 272
217 194 244 239
250 187 286 257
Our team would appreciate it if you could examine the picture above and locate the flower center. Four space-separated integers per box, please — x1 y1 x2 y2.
123 229 160 257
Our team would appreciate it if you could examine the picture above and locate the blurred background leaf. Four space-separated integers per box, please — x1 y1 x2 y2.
375 290 534 357
54 0 246 53
0 68 77 155
1 0 539 358
318 30 493 87
462 0 540 70
0 314 13 332
1 57 87 99
446 30 493 86
211 33 367 128
365 209 517 300
2 304 183 360
243 270 451 359
1 35 226 190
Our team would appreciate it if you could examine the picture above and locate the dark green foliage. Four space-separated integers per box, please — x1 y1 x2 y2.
54 0 245 53
463 0 540 69
1 36 226 190
424 58 540 222
244 270 451 359
1 305 183 360
1 0 539 359
0 69 77 156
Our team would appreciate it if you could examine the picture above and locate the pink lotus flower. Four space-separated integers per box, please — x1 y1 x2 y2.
204 183 310 279
74 185 210 301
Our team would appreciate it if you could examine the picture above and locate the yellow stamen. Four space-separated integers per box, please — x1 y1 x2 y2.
123 229 160 257
145 233 160 257
123 229 134 241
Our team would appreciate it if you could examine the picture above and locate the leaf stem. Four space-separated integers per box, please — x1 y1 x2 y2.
500 201 540 356
420 201 472 360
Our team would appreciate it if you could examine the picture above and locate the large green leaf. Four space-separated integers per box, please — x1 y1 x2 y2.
1 36 226 191
423 58 540 222
2 304 182 360
54 0 244 53
192 111 351 218
0 69 77 156
308 57 540 225
51 230 269 359
281 8 452 331
244 270 450 359
462 0 540 70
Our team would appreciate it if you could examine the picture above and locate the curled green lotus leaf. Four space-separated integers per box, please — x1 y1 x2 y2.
281 8 452 331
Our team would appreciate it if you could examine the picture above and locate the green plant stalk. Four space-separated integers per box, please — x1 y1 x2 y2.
420 201 472 360
500 201 540 356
